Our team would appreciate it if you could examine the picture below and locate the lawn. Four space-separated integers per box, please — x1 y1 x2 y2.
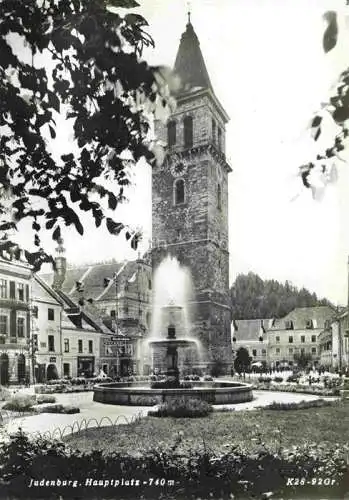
65 400 349 456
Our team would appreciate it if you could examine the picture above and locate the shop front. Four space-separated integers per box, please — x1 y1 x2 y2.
77 356 95 377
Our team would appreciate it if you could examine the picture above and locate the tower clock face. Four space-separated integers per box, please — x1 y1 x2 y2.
170 162 187 177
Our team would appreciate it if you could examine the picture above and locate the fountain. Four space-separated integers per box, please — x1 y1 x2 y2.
93 257 253 406
148 304 198 388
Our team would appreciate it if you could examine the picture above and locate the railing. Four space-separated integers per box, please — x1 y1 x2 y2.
0 412 145 442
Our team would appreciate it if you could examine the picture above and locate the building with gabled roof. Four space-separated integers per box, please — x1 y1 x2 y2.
41 240 152 341
33 273 143 380
267 306 336 368
231 319 272 366
38 240 148 377
32 274 110 380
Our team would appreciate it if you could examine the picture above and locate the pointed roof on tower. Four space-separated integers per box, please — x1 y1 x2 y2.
172 13 229 123
174 15 213 95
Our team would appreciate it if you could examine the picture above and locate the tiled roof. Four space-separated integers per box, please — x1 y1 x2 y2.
40 260 142 302
55 289 113 334
34 273 112 334
269 306 336 331
232 319 273 341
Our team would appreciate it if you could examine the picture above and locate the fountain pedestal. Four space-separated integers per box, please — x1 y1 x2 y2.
165 344 180 387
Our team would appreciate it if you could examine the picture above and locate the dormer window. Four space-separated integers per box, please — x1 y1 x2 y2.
174 178 185 205
183 116 193 148
306 319 313 329
167 120 176 147
285 320 294 330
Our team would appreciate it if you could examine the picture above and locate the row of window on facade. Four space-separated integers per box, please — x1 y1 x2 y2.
0 311 27 339
273 334 317 343
0 279 28 301
173 178 222 209
36 336 95 354
284 320 316 330
251 349 267 357
167 117 223 151
274 347 317 355
110 308 151 325
63 338 93 354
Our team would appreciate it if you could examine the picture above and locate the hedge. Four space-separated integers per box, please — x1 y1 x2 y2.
0 429 348 499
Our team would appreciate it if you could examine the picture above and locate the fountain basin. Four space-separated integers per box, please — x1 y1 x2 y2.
93 381 253 406
148 338 197 348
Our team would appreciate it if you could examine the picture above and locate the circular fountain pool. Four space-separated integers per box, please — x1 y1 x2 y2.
93 380 253 406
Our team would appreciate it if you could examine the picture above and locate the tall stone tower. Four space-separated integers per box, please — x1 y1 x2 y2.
152 16 232 373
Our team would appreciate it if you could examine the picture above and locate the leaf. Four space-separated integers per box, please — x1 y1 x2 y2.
48 91 60 113
314 127 321 141
49 125 56 139
311 116 322 128
130 232 140 250
108 192 118 210
106 217 124 235
323 11 338 53
74 217 84 235
70 186 80 203
333 106 349 123
52 225 61 241
61 153 74 162
125 13 148 27
0 222 16 231
46 219 55 230
301 170 311 189
107 0 140 8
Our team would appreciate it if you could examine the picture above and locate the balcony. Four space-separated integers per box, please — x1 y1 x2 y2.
0 297 29 309
0 336 29 349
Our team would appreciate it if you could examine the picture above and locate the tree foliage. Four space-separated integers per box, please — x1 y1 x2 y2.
230 272 332 320
233 347 251 373
300 9 348 196
0 0 172 270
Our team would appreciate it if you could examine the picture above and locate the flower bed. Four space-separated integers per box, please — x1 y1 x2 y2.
0 429 347 499
1 394 78 414
148 398 213 418
251 381 340 396
33 404 80 414
261 399 338 411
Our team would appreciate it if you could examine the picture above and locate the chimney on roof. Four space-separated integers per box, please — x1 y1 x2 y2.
52 238 66 291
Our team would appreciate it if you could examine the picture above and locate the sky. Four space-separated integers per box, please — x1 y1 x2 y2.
11 0 349 305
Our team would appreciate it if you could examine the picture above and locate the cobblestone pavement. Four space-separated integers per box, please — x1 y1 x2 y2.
0 388 337 440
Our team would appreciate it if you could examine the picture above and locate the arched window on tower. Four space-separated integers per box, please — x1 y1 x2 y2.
217 183 222 211
174 178 185 205
183 116 193 148
212 118 216 144
218 127 222 151
167 120 176 147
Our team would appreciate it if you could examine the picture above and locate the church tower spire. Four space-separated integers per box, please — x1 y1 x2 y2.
152 16 232 374
52 237 66 291
173 14 213 95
